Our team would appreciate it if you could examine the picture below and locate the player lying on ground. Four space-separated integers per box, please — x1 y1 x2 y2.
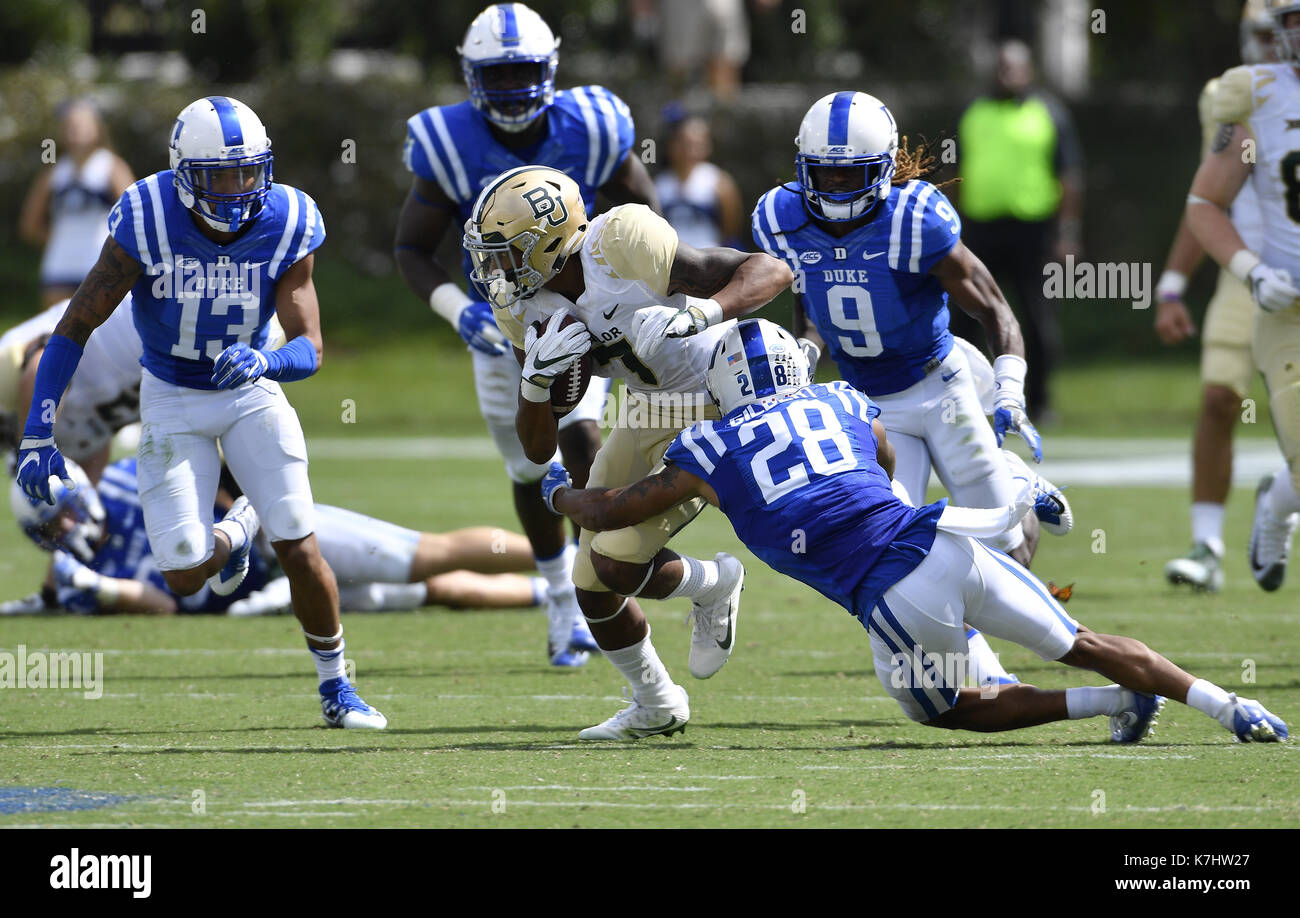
753 91 1072 571
15 96 385 728
7 457 544 616
543 319 1288 743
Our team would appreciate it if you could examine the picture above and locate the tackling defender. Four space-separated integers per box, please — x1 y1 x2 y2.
545 319 1288 743
14 96 385 728
752 92 1072 576
463 165 792 738
1186 0 1300 592
1157 0 1276 592
395 2 658 667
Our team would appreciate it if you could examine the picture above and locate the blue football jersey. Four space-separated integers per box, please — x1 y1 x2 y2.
403 87 635 286
751 181 961 396
664 381 945 620
107 171 325 389
61 458 266 614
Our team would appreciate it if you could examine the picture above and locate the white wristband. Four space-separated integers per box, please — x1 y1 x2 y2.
520 378 552 403
685 297 723 327
1156 269 1187 301
430 282 473 326
993 353 1027 403
1228 249 1261 284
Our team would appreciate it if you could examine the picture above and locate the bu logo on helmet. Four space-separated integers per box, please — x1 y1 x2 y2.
522 185 568 226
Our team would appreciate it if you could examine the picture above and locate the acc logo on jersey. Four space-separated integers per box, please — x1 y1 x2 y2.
799 251 822 264
522 186 569 227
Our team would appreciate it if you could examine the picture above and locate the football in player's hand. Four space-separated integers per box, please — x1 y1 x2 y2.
524 313 594 418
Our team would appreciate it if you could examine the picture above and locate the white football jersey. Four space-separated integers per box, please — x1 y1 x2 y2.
495 204 733 397
1213 64 1300 276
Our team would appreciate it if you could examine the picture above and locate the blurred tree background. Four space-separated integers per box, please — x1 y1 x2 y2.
0 0 1253 359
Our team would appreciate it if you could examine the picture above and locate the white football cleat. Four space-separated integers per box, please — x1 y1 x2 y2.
208 496 260 597
1249 475 1298 592
578 685 689 740
1165 542 1224 593
687 553 744 679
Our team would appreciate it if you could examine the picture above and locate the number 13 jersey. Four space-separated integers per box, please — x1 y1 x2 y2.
108 170 324 389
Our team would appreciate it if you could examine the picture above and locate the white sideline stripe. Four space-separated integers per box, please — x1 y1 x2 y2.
465 785 714 792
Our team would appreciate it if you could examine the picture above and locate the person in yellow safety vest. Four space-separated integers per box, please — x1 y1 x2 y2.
952 38 1086 422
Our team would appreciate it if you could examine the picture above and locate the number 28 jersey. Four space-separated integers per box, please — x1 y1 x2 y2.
664 381 944 618
751 180 961 396
108 171 324 389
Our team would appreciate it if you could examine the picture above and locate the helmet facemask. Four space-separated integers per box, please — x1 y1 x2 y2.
174 153 273 233
465 227 552 307
797 152 894 222
465 57 558 132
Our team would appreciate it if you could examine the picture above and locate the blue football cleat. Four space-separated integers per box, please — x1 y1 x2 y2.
1228 695 1289 743
319 677 387 729
1111 691 1165 743
569 616 600 653
548 645 590 668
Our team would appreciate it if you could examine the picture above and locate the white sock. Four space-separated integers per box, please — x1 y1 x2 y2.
214 516 249 554
529 576 547 607
1190 503 1226 557
1265 467 1300 518
536 542 576 594
965 628 1014 684
603 628 676 706
1065 684 1126 718
1186 678 1235 729
664 555 721 600
310 639 347 686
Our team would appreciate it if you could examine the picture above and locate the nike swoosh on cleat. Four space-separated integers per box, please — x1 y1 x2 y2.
635 715 684 737
715 613 733 650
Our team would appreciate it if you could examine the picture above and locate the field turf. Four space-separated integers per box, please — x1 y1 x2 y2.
0 342 1296 828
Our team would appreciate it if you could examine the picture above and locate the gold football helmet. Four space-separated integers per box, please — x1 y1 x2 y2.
462 165 588 307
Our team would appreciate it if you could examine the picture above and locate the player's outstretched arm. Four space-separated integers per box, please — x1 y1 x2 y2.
667 243 793 322
16 238 141 503
791 294 826 374
548 462 717 532
273 254 323 368
931 240 1025 358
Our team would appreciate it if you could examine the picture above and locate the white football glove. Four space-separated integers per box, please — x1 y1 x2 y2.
1248 263 1300 313
520 311 591 403
797 337 821 375
629 299 721 362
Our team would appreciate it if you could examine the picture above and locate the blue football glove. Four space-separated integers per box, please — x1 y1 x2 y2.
16 435 73 505
993 404 1043 463
458 301 508 357
212 342 269 389
541 461 572 515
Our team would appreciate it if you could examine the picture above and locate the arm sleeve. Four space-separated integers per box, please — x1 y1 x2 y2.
598 205 679 297
664 422 724 479
107 182 154 271
273 189 326 280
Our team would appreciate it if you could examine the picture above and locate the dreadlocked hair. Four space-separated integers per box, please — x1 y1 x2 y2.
893 134 959 190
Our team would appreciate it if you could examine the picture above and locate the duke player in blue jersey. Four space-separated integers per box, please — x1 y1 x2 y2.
14 96 386 728
394 3 658 668
544 319 1289 743
752 92 1072 575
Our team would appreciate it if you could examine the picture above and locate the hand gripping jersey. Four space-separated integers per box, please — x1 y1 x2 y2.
492 204 734 397
1212 63 1300 279
60 458 265 613
664 380 945 618
751 180 961 396
107 171 324 389
404 87 634 286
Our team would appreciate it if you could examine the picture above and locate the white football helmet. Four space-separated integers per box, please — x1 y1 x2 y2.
10 458 105 564
706 319 811 417
459 3 560 132
1265 0 1300 63
795 91 898 222
169 96 273 233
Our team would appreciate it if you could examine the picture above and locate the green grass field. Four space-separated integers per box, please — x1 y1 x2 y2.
1 344 1297 828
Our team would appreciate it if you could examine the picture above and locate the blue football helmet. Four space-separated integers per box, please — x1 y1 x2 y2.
706 319 811 416
9 457 105 564
795 91 898 222
459 3 560 132
169 95 273 233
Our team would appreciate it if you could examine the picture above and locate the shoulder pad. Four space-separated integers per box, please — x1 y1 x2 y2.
1210 65 1258 124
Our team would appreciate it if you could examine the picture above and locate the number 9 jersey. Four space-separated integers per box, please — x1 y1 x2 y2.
751 179 961 396
108 171 324 390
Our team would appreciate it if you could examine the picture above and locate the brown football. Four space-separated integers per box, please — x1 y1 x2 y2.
521 313 594 418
